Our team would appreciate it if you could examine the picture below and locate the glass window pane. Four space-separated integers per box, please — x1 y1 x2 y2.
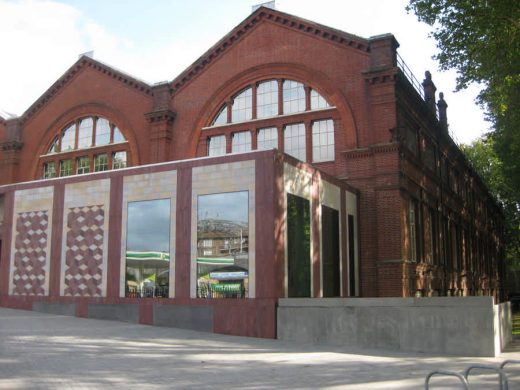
284 123 306 161
76 156 90 174
283 80 305 114
126 199 171 298
47 137 59 154
95 118 111 146
43 162 56 179
112 151 127 169
257 80 278 119
208 135 226 156
231 131 251 153
94 153 108 172
312 119 334 162
61 123 76 152
257 127 278 150
197 191 249 298
231 87 252 122
77 118 93 149
212 105 228 126
113 127 125 143
310 89 331 110
59 159 73 177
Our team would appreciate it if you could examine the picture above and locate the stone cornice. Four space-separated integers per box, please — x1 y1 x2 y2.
342 143 399 158
170 6 371 93
363 67 398 85
145 109 176 124
1 140 23 152
20 56 153 125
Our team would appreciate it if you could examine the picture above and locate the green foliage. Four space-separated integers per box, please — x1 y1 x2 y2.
407 0 520 195
460 139 520 269
408 0 520 269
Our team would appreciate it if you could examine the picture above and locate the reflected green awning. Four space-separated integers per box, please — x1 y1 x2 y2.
196 257 234 265
126 251 170 261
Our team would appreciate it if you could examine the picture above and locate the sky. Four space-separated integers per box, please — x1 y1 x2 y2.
0 0 490 144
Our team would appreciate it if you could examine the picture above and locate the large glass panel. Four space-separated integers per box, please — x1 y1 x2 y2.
231 87 252 122
348 214 356 296
77 118 93 149
283 80 305 114
257 127 278 150
231 131 251 153
59 159 73 177
284 123 306 161
125 199 171 298
312 119 335 162
212 105 228 126
112 151 127 169
257 80 278 118
61 123 76 152
43 162 57 179
95 118 111 146
322 205 340 297
310 89 330 110
76 156 90 174
197 191 249 298
94 154 108 172
287 193 311 297
208 135 226 156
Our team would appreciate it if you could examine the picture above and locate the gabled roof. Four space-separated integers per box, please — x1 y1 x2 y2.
20 55 154 125
170 6 371 93
0 110 17 123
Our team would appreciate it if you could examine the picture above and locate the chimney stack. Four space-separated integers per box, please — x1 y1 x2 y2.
437 92 448 133
422 71 437 114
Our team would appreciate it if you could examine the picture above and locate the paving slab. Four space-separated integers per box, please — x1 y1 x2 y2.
0 307 519 389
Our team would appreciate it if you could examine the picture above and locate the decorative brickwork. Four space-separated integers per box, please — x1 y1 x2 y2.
11 210 48 295
64 205 105 297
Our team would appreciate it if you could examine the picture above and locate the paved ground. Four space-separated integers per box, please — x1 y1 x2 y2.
1 307 519 389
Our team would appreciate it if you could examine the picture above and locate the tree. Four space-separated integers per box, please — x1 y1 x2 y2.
407 0 520 195
460 139 520 271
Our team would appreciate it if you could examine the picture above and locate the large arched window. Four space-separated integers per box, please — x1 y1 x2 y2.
202 79 335 163
40 115 130 179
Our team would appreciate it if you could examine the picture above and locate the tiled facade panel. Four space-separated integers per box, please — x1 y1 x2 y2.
9 186 54 296
191 161 256 298
64 205 105 296
12 210 48 295
120 171 177 297
61 179 110 297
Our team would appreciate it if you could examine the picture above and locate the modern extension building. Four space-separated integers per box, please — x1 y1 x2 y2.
0 6 505 338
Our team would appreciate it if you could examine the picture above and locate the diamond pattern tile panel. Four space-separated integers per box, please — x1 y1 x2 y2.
12 211 49 295
64 205 104 297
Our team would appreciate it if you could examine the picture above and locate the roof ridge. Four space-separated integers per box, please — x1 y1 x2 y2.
20 56 153 125
170 6 372 93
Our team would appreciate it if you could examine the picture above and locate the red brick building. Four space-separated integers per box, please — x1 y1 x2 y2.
0 7 505 336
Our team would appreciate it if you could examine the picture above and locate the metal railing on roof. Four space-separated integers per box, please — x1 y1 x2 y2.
396 52 425 100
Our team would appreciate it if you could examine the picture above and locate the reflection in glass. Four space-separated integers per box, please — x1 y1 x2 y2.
95 118 111 146
78 118 93 149
113 127 125 143
125 199 170 298
60 159 72 177
112 151 127 169
287 193 311 297
231 88 252 122
43 162 57 179
231 131 251 153
61 123 76 151
257 127 278 150
197 191 249 298
213 105 228 125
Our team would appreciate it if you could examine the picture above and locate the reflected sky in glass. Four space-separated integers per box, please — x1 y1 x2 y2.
127 199 170 252
197 191 248 224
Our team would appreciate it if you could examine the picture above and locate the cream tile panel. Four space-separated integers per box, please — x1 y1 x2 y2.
61 179 111 296
283 163 312 200
191 161 256 298
9 186 54 296
120 171 177 298
346 191 357 217
320 180 341 211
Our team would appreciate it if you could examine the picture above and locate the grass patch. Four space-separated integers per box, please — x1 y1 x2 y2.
513 312 520 335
